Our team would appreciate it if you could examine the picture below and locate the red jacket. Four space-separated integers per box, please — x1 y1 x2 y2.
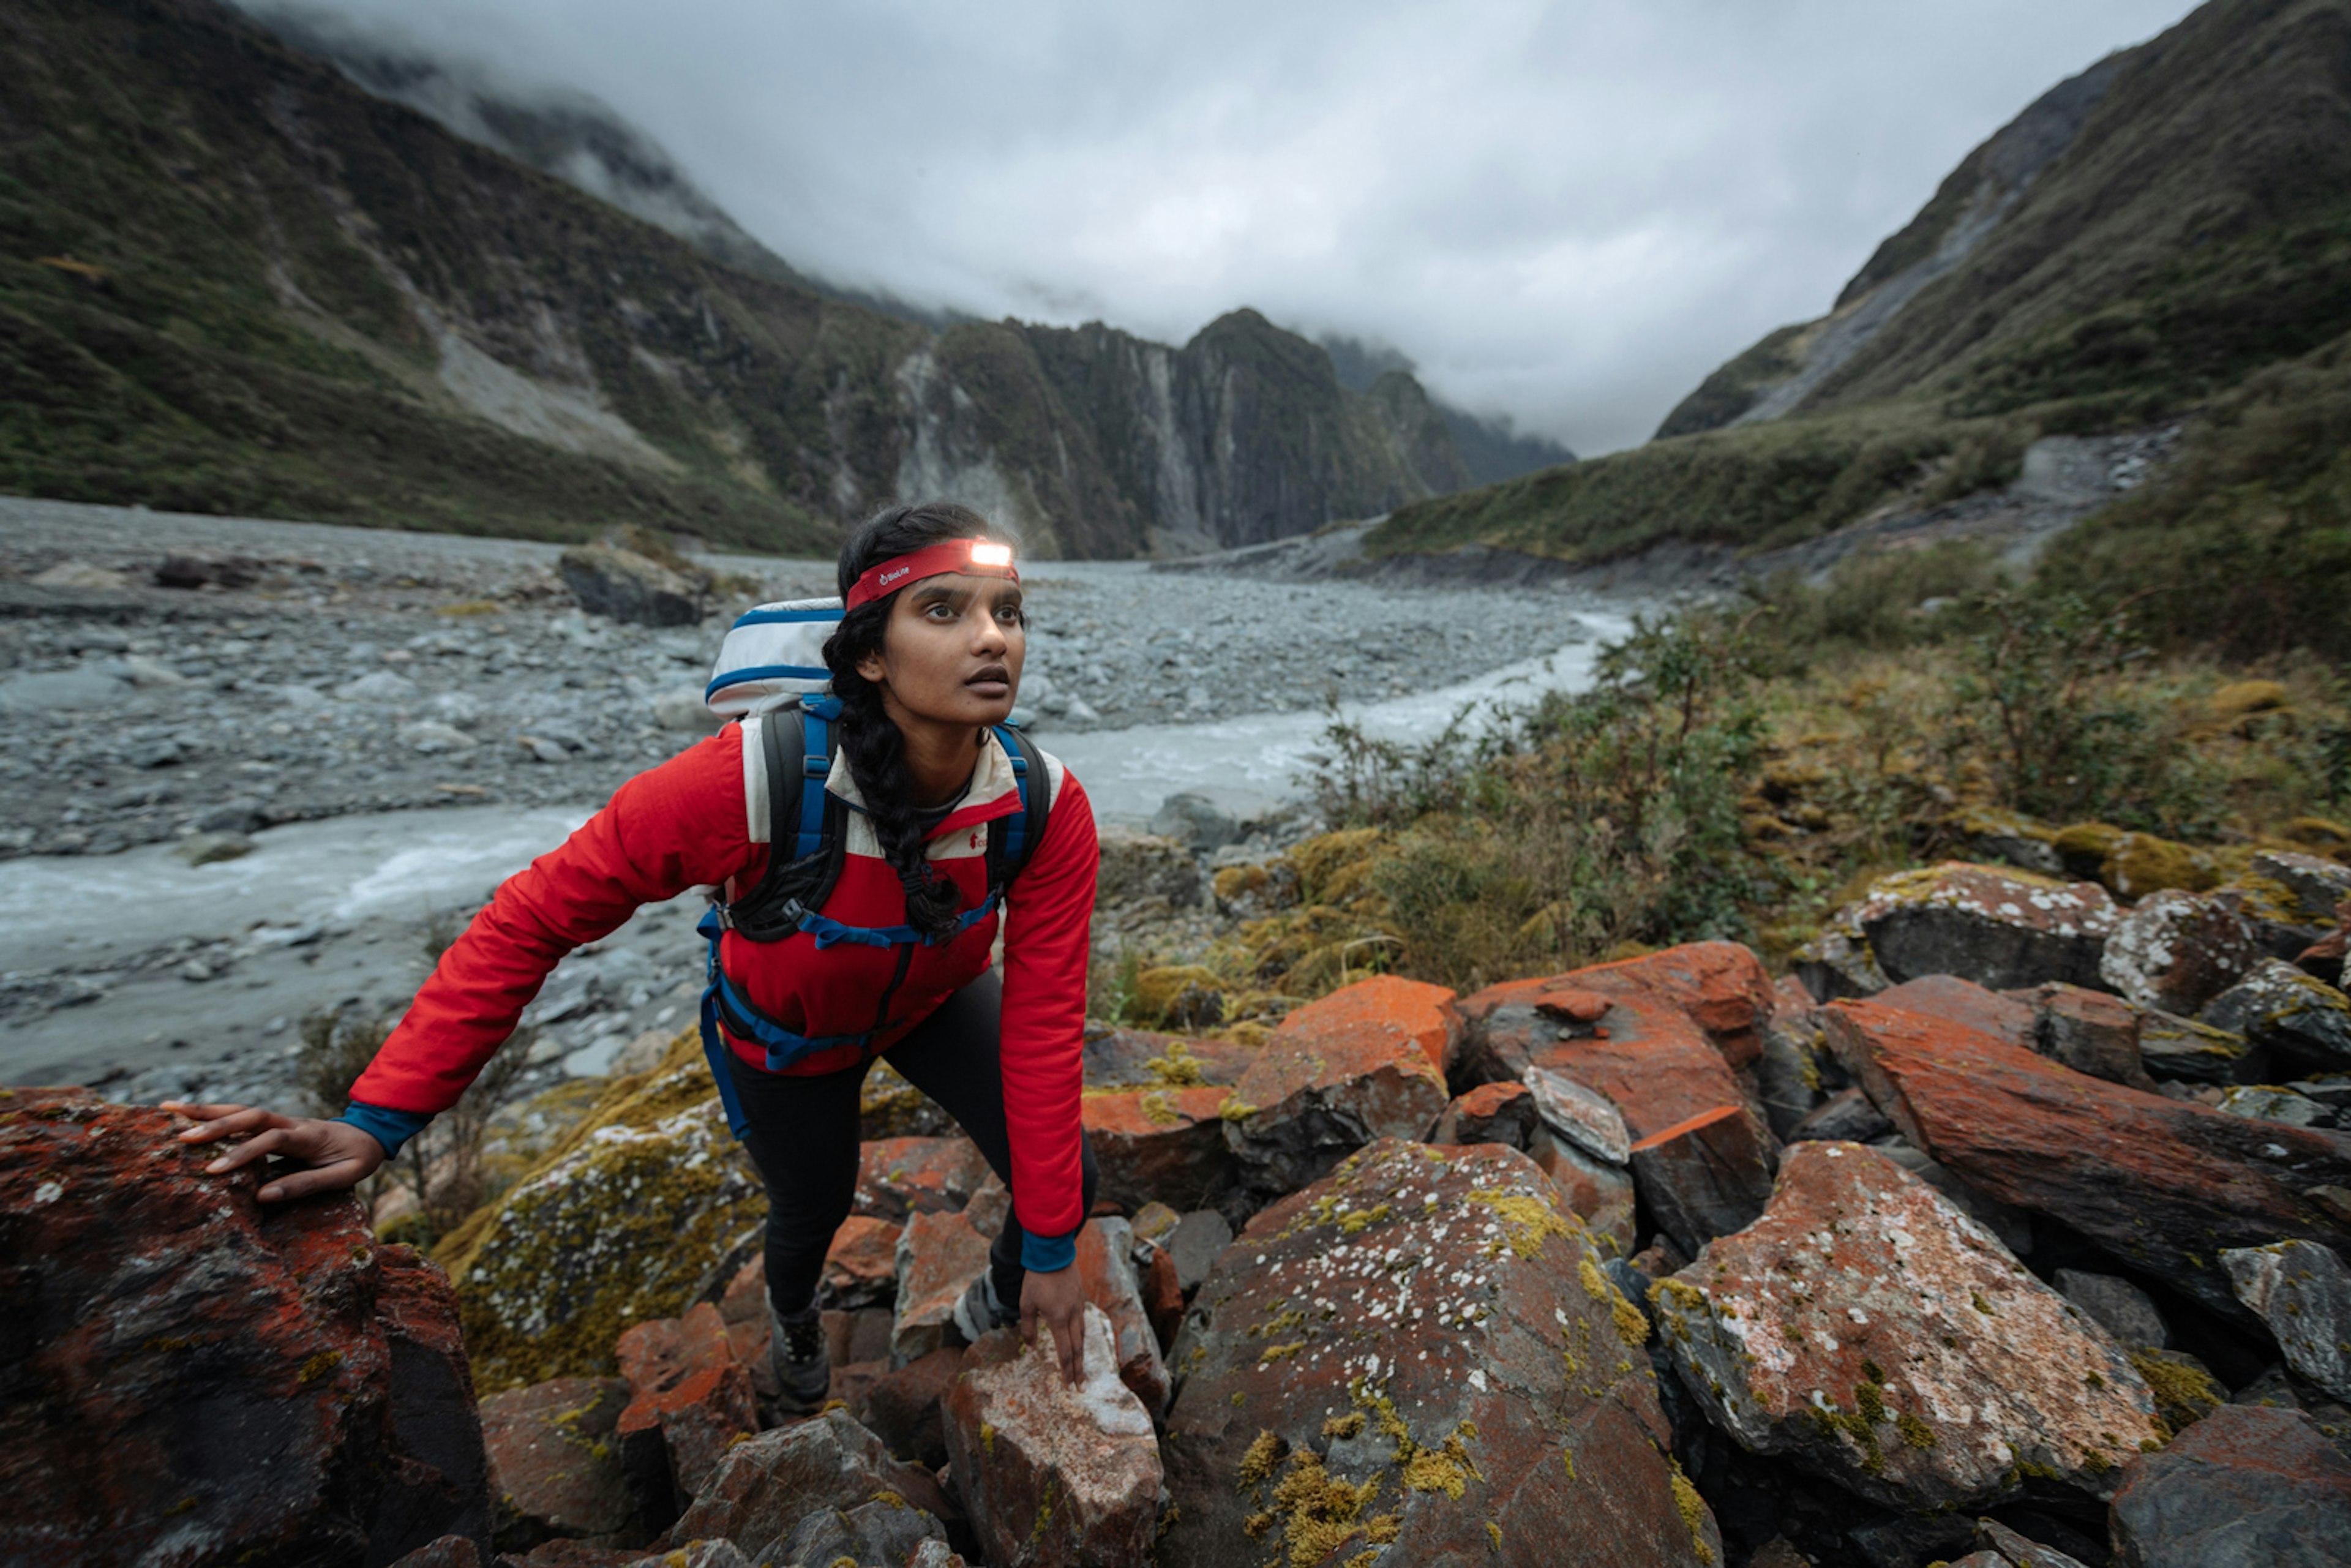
349 720 1099 1244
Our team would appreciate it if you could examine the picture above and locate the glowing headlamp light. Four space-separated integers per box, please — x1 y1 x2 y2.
969 541 1013 568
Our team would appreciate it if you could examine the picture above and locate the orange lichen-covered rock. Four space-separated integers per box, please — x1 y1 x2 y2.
1082 1083 1239 1213
1650 1142 2162 1510
669 1408 951 1561
853 1136 993 1224
1564 940 1780 1067
1821 988 2351 1319
1072 1217 1171 1414
1160 1138 1719 1568
854 1346 965 1469
1430 1079 1538 1148
479 1378 632 1547
0 1090 489 1567
820 1214 904 1309
893 1209 994 1364
1223 981 1451 1196
1627 1104 1774 1258
1457 977 1755 1145
2108 1406 2351 1566
612 1300 756 1523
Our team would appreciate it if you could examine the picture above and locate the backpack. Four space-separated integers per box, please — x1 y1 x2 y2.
692 598 1053 1138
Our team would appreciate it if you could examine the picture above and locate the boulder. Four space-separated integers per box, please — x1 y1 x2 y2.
156 552 261 589
854 1347 965 1469
1819 863 2120 995
1528 1126 1641 1256
2250 849 2351 927
389 1537 484 1568
2019 981 2156 1087
435 1050 766 1390
1975 1518 2094 1568
854 1136 992 1223
666 1409 950 1561
1082 1084 1240 1214
1428 1079 1538 1148
1521 1062 1633 1163
1221 979 1451 1196
769 1496 948 1567
1788 1087 1893 1144
2223 1240 2351 1402
1079 1027 1254 1090
1756 1011 1831 1141
1073 1217 1171 1414
2099 890 2262 1014
0 1090 490 1566
1563 940 1781 1067
1873 973 2036 1046
2137 1008 2260 1084
2200 959 2351 1074
1791 925 1891 1002
647 689 722 735
479 1378 633 1548
1650 1142 2162 1511
819 1214 904 1309
1160 1138 1721 1568
557 543 703 626
1627 1104 1776 1259
1166 1209 1234 1294
612 1302 757 1524
2107 1405 2351 1568
893 1210 993 1365
2216 1084 2331 1126
2053 1270 2170 1349
1150 787 1282 852
1821 990 2351 1319
942 1308 1164 1568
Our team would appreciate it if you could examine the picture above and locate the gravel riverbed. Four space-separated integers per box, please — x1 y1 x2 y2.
0 493 1636 1115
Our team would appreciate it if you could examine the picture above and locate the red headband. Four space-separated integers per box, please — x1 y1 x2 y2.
844 537 1018 611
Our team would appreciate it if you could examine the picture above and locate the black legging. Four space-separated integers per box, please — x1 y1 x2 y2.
724 969 1098 1318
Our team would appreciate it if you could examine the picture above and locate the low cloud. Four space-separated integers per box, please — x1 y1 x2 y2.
251 0 2196 454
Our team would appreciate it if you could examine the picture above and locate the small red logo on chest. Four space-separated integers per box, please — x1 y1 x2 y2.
969 832 980 849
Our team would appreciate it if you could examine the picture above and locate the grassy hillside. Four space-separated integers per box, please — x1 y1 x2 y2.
1371 0 2351 593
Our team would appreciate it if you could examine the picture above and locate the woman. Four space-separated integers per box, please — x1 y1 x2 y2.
168 501 1102 1400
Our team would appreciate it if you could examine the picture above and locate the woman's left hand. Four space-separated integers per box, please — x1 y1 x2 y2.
1020 1264 1088 1386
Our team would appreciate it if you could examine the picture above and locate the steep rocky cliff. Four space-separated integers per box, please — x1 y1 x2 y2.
0 0 1462 557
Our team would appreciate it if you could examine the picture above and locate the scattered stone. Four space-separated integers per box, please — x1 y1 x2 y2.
1082 1083 1240 1215
0 665 132 712
1757 1011 1831 1141
854 1136 992 1223
944 1307 1163 1568
2019 980 2155 1087
1651 1142 2162 1510
2252 849 2351 923
172 830 257 866
558 543 703 626
2107 1405 2351 1568
2133 1347 2228 1433
607 1029 671 1077
2137 1008 2259 1084
1791 923 1890 1000
155 552 261 590
401 721 479 754
770 1496 948 1568
1428 1079 1539 1148
337 669 422 702
1160 1138 1720 1568
0 1090 490 1565
2200 959 2351 1073
2054 1269 2170 1348
893 1210 993 1365
1150 787 1281 852
1221 976 1452 1196
1521 1062 1633 1163
479 1377 633 1547
1569 940 1781 1066
648 689 721 733
1822 989 2351 1319
667 1408 949 1559
613 1302 757 1521
1628 1103 1776 1259
1526 1124 1640 1255
1073 1217 1171 1414
1788 1086 1892 1144
854 1347 964 1470
2224 1240 2351 1401
29 559 129 590
2100 889 2261 1014
1094 825 1201 908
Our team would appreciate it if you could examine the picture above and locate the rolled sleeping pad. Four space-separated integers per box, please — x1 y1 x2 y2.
704 596 842 719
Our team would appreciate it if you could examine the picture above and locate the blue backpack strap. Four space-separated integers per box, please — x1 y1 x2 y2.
697 906 752 1140
988 723 1053 886
795 695 839 863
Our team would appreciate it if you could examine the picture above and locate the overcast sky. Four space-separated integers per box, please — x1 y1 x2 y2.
263 0 2198 455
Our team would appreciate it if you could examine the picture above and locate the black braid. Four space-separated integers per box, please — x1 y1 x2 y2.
822 501 1016 943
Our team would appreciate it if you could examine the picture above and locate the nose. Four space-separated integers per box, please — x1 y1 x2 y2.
972 612 1008 655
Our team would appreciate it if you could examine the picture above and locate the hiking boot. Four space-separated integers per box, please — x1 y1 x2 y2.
951 1270 1018 1343
768 1301 830 1414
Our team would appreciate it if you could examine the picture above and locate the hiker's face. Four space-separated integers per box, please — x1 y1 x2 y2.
858 574 1026 728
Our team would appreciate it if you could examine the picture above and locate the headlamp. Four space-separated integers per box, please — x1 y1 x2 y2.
844 536 1020 610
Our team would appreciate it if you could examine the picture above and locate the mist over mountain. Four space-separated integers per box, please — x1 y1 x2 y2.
0 0 1480 558
1321 333 1578 489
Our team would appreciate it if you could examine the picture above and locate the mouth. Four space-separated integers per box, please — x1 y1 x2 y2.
965 664 1011 700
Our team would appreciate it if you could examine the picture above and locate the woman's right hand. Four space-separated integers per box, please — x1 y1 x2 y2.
162 1101 388 1202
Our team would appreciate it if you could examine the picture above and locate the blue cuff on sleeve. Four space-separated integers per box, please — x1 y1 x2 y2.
1020 1226 1078 1273
336 1101 433 1158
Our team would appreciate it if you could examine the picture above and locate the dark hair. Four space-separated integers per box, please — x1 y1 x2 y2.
822 501 1016 942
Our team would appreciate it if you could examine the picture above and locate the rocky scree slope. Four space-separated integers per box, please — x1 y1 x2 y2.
1 0 1465 560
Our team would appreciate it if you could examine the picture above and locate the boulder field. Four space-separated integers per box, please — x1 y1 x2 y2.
7 858 2351 1564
